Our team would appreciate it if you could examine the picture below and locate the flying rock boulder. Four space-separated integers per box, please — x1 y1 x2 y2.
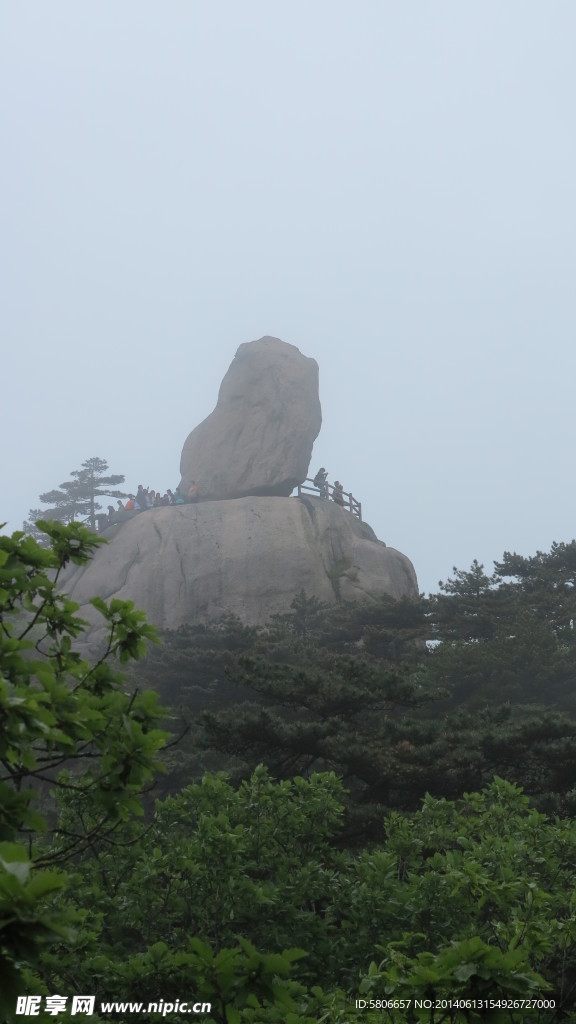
179 337 322 500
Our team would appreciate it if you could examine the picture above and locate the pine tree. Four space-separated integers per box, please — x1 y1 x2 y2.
22 508 51 547
37 456 128 529
428 542 576 709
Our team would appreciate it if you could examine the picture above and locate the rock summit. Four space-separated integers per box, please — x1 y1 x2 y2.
179 337 322 501
59 335 418 649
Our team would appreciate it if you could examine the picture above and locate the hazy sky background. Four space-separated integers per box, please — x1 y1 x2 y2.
2 2 575 596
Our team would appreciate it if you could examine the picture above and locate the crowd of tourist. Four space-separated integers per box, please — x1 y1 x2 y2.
101 482 199 527
100 471 353 530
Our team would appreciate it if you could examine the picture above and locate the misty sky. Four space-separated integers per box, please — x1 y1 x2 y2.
2 2 575 597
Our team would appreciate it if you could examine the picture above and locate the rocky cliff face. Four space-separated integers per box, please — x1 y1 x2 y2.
59 336 418 652
61 497 418 654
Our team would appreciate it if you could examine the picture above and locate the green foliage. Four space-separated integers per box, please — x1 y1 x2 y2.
429 543 576 705
136 552 576 826
21 509 53 548
416 543 576 811
5 522 576 1023
0 842 71 1016
38 769 576 1021
85 937 312 1024
362 938 547 1023
135 593 440 833
354 778 576 1020
39 767 355 1022
0 521 167 1020
46 768 344 982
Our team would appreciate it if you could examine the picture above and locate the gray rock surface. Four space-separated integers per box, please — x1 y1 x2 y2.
61 498 418 655
179 337 322 500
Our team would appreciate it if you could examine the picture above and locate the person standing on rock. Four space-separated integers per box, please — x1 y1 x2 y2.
332 481 345 507
186 481 199 503
313 467 329 499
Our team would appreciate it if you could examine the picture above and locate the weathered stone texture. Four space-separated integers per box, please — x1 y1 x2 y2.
178 337 322 500
61 498 418 655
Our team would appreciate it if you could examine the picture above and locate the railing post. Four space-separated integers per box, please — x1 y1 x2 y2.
298 478 362 516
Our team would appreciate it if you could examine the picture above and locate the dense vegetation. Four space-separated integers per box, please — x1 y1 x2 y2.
3 522 576 1022
139 546 576 825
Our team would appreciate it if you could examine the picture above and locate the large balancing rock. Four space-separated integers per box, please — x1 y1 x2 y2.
60 498 418 654
179 337 322 500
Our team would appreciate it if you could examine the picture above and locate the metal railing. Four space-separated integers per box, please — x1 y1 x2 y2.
296 478 362 521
